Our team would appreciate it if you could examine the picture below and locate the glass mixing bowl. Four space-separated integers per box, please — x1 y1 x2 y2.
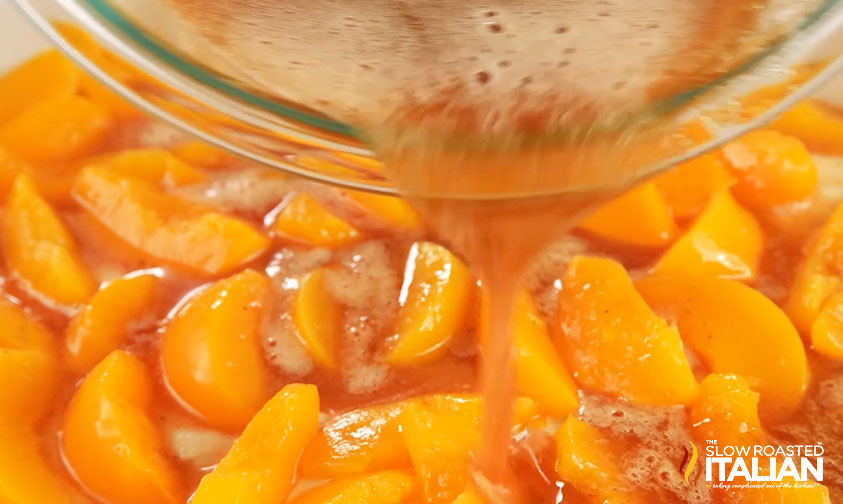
9 0 843 196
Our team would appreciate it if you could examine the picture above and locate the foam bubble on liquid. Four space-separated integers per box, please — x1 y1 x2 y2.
149 0 822 135
262 314 316 377
525 236 589 319
772 375 843 499
262 248 334 377
579 395 712 504
325 241 400 394
175 168 294 216
169 427 235 468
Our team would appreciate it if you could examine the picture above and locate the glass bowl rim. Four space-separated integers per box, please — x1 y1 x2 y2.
10 0 843 198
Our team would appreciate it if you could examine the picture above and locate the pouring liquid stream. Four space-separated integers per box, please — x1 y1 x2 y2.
377 134 657 503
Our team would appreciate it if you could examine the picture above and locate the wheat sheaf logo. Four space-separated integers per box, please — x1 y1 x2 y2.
680 441 700 484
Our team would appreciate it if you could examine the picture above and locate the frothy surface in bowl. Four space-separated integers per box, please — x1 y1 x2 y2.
147 0 823 134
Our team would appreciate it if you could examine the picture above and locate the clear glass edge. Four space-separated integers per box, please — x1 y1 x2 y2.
9 0 843 199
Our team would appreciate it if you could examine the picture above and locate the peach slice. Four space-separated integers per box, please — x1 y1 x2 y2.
64 273 158 374
299 394 537 479
578 182 678 248
771 100 843 156
78 69 142 121
387 242 474 365
637 275 808 418
171 140 234 168
554 417 645 504
554 256 699 405
53 22 145 120
451 486 484 504
400 395 538 503
299 401 409 478
191 384 320 504
2 174 96 304
812 290 843 360
99 148 206 186
288 471 417 504
722 130 817 207
0 147 77 205
652 191 763 281
0 50 79 125
688 374 765 448
344 189 422 230
0 301 78 503
272 193 363 248
293 267 342 370
0 146 24 200
653 153 734 219
785 201 843 334
0 300 56 421
161 269 272 432
400 399 482 503
510 290 579 418
0 423 80 504
72 166 269 276
0 96 111 163
62 351 183 504
0 349 55 420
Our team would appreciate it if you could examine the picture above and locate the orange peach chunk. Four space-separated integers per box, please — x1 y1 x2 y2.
171 140 234 168
53 22 145 120
0 349 55 421
161 269 272 431
288 471 417 504
554 416 644 504
722 130 817 207
0 147 77 204
400 395 538 503
0 300 55 420
451 486 484 504
511 290 579 418
0 146 24 200
772 100 843 156
811 290 843 361
0 50 79 125
578 181 678 248
272 193 363 248
344 189 422 230
79 72 142 120
2 174 96 304
652 191 763 281
0 302 77 504
299 394 537 479
191 384 320 504
400 399 481 503
62 351 183 504
0 423 79 504
689 374 765 448
64 273 158 374
0 96 111 163
387 242 474 365
299 401 409 478
785 201 843 334
293 267 341 370
637 275 808 418
72 166 269 276
99 148 206 185
554 256 698 405
653 153 735 219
